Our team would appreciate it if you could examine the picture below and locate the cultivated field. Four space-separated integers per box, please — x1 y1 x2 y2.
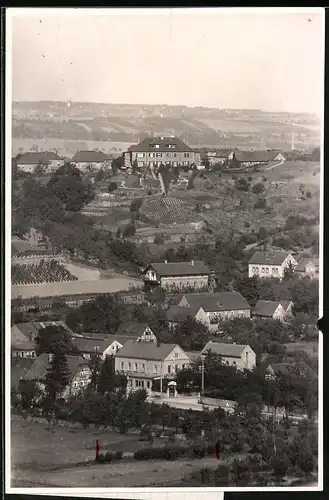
11 419 236 488
141 197 196 224
12 138 132 157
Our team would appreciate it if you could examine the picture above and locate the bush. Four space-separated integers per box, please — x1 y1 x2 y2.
306 191 312 198
96 451 123 463
134 445 187 461
254 198 266 209
252 182 265 194
122 223 136 238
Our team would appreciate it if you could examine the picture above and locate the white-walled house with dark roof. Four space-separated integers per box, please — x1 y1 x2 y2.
252 300 294 321
16 151 64 173
143 260 212 292
201 341 256 371
71 150 111 172
248 251 298 280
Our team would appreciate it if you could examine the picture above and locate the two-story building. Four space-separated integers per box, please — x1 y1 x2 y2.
71 150 111 172
248 251 298 280
115 340 190 395
143 260 211 292
16 152 64 173
252 300 294 321
201 341 256 371
124 136 201 170
20 353 92 398
176 291 251 330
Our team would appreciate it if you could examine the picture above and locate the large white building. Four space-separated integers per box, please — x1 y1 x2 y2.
248 251 298 280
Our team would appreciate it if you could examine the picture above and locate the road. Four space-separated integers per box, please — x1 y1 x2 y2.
265 159 285 171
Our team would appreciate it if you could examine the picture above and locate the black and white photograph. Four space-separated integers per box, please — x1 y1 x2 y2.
6 7 323 494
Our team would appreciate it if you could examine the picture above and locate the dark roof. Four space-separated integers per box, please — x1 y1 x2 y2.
146 261 211 277
217 149 235 158
128 137 192 153
295 258 319 272
181 291 250 312
71 150 110 163
71 336 113 353
11 358 35 388
201 341 250 358
22 354 88 381
252 300 281 317
115 322 151 337
115 340 180 361
12 323 40 342
165 305 202 322
11 340 36 351
235 150 283 163
16 151 63 165
268 362 318 379
249 250 291 266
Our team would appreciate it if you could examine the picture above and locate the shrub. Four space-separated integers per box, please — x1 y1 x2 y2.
306 191 312 198
254 198 266 209
252 182 265 194
248 176 253 182
96 451 123 463
134 445 187 461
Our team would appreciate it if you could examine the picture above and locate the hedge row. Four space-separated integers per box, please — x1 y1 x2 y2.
96 451 123 463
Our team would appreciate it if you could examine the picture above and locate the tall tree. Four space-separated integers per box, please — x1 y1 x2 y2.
44 351 71 403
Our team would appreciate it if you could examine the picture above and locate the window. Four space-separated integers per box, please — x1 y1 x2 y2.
184 152 190 158
147 381 150 388
168 365 171 374
137 153 144 158
175 365 178 372
141 380 145 388
128 362 131 371
141 363 145 372
154 364 158 373
80 381 84 386
182 364 186 369
134 363 138 372
121 361 124 370
273 268 278 274
156 152 162 158
149 153 155 158
261 267 265 272
233 361 236 366
174 352 178 358
173 153 177 157
73 382 78 387
135 380 139 387
154 144 160 148
266 268 269 274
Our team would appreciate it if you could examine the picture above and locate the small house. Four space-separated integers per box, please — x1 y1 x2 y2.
71 150 111 172
201 341 256 371
248 251 298 279
252 300 293 321
295 258 319 279
16 152 64 173
143 260 211 292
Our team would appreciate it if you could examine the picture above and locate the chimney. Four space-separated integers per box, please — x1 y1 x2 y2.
48 353 54 363
191 260 195 266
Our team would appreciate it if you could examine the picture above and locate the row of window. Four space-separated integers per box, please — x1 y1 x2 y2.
137 161 192 167
251 266 279 274
120 361 185 374
73 380 88 388
136 152 191 158
14 351 36 358
132 379 151 389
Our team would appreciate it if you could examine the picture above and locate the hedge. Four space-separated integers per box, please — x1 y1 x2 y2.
96 451 123 463
134 443 215 461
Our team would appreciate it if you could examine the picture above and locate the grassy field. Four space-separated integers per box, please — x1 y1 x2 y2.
11 419 237 488
12 138 132 157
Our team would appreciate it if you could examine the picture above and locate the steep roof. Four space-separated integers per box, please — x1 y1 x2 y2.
217 149 236 158
11 358 35 388
22 354 88 382
249 250 291 266
71 336 113 354
181 291 250 312
280 300 293 311
128 136 192 153
12 323 40 342
115 340 180 361
115 322 151 337
16 151 63 165
201 341 249 358
252 300 281 317
71 150 110 163
165 305 202 322
146 261 211 277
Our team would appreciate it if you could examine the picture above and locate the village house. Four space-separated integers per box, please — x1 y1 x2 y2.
16 151 64 173
295 258 319 279
143 260 212 292
114 322 157 343
235 150 285 166
252 300 294 321
11 358 35 391
265 361 317 381
206 149 237 166
20 353 92 398
124 136 201 170
165 305 210 329
201 341 256 371
176 291 251 330
71 150 111 172
11 321 74 343
71 336 120 360
248 250 298 280
115 341 190 396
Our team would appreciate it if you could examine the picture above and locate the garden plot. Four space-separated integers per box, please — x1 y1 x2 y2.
141 197 195 224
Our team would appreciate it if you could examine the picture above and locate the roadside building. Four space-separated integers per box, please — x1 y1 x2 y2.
124 136 201 170
252 300 294 321
143 260 211 292
235 150 285 166
295 258 319 279
176 291 251 329
16 152 64 173
20 353 92 398
248 250 298 279
71 150 111 172
201 341 256 371
115 340 190 395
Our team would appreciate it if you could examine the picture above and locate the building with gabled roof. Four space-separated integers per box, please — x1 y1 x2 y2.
248 250 298 280
252 300 293 321
16 151 64 173
114 322 157 343
235 150 285 165
295 257 319 279
143 260 211 292
165 305 210 329
201 341 256 371
177 291 251 325
20 353 92 398
124 136 201 170
115 340 190 395
71 150 111 172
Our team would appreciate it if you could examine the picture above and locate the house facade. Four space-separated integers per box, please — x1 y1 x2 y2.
124 137 201 170
201 341 256 371
248 251 298 279
143 260 211 292
206 149 236 166
115 341 190 395
177 292 251 329
16 152 64 173
252 300 291 321
165 305 210 329
71 150 111 172
115 322 157 343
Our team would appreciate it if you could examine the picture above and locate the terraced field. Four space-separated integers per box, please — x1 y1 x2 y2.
141 197 195 224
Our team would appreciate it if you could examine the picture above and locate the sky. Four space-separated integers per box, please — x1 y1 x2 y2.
9 8 324 115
